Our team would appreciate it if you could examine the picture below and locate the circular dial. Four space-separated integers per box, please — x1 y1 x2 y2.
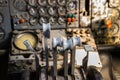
29 17 38 26
58 17 65 24
48 0 56 6
58 7 66 16
49 17 56 25
39 7 47 16
39 17 48 25
28 0 37 6
29 7 37 16
0 14 3 24
38 0 47 6
108 8 119 20
48 7 56 16
108 23 119 35
109 0 120 8
67 2 76 11
58 0 66 6
14 0 27 11
14 32 38 50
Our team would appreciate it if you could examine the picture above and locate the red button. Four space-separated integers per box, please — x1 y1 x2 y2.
67 18 71 23
19 18 25 24
71 18 76 22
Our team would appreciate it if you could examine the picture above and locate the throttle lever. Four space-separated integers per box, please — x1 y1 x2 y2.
52 37 63 80
43 23 51 80
70 37 82 79
63 38 72 80
23 40 39 80
23 40 34 51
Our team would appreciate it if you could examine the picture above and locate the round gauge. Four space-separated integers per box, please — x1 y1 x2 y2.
38 0 47 6
57 0 66 6
109 0 120 8
39 7 47 16
48 7 56 16
108 23 119 35
0 28 4 40
29 17 38 26
14 32 38 50
29 7 37 16
28 0 37 6
67 2 76 11
48 0 56 6
49 17 56 25
108 8 119 20
13 0 27 11
58 17 65 24
39 17 48 25
21 13 30 21
58 7 66 16
0 14 3 24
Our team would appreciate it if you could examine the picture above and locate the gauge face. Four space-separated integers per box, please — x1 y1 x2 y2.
58 7 66 16
21 13 30 21
48 7 56 16
58 0 66 6
14 0 27 11
49 17 56 25
29 7 37 16
39 7 47 16
67 2 76 11
39 17 48 25
48 0 56 6
28 0 37 6
108 8 119 20
0 14 3 24
58 17 65 24
38 0 47 6
14 32 38 50
109 0 120 8
108 23 119 35
29 17 38 26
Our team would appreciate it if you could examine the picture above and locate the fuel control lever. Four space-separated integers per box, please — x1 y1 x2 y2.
23 40 39 80
43 23 51 80
70 37 82 79
52 37 63 80
63 38 72 80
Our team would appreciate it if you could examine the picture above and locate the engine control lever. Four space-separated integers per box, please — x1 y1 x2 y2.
23 40 39 80
52 37 63 80
23 40 34 51
70 37 82 79
83 45 94 73
63 38 72 80
43 23 51 80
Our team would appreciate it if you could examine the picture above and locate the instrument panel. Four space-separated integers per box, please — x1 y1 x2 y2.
1 0 120 79
0 0 12 48
10 0 79 30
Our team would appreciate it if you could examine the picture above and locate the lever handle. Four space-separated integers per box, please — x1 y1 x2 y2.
52 37 63 48
43 23 51 38
63 38 72 50
23 40 34 51
72 37 82 47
